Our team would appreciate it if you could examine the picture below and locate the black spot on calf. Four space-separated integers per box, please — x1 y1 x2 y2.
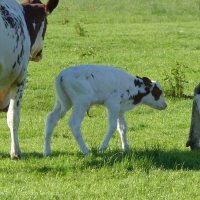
134 79 143 87
60 76 63 83
151 84 162 101
91 73 94 79
12 62 16 69
132 90 150 105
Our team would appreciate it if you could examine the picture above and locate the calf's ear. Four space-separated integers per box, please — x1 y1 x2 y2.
142 77 152 87
45 0 59 14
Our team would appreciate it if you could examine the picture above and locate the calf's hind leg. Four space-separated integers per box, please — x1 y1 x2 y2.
68 105 89 155
44 101 69 156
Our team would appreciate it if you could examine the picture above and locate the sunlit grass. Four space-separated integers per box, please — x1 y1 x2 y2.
1 0 200 199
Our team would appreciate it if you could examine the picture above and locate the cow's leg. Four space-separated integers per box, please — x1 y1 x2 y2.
99 105 119 151
68 105 89 155
44 101 69 156
117 113 129 151
7 83 24 159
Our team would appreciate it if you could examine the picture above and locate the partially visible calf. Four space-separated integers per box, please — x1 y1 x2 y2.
186 84 200 150
0 0 58 159
44 65 167 156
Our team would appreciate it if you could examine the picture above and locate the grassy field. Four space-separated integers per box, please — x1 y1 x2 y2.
1 0 200 199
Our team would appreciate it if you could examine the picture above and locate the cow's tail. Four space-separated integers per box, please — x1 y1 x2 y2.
54 75 71 118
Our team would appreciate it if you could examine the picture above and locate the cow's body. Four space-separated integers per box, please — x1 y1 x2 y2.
44 65 167 156
0 0 58 159
0 0 29 104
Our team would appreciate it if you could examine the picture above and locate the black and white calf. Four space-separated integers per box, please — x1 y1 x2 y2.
44 65 167 156
0 0 58 159
186 84 200 150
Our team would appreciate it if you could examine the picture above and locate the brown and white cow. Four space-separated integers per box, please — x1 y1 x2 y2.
0 0 58 159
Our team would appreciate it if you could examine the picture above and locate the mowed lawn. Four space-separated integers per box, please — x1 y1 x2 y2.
1 0 200 199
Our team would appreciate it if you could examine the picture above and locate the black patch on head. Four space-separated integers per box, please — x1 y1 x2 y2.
142 77 152 88
131 90 150 105
134 79 143 87
22 3 47 48
91 73 94 79
151 84 162 101
60 76 63 83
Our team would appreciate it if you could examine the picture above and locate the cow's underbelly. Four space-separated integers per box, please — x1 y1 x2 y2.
0 89 10 111
0 66 23 90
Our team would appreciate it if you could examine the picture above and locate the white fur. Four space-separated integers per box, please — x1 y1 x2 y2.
44 65 167 156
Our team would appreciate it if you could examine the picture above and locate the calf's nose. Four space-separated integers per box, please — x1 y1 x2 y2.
162 102 167 109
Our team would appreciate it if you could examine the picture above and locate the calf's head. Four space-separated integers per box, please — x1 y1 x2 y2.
134 77 167 110
22 0 59 62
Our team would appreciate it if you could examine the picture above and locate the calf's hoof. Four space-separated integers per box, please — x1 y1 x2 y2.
82 148 90 155
99 146 107 153
122 145 129 152
43 153 51 157
43 150 51 157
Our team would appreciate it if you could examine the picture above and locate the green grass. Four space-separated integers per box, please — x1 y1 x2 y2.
1 0 200 199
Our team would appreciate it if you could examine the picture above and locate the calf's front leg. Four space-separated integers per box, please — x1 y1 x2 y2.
117 113 129 151
99 106 119 151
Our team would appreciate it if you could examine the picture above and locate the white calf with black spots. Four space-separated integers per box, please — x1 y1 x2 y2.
44 65 167 156
0 0 58 159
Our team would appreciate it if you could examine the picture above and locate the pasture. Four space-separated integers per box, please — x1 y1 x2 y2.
1 0 200 199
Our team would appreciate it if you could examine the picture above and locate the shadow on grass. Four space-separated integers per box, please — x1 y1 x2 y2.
0 150 76 160
76 147 200 171
1 147 200 173
134 148 200 170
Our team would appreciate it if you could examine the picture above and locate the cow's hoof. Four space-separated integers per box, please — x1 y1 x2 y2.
11 154 21 160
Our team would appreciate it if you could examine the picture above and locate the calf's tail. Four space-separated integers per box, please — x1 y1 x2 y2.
54 75 71 117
